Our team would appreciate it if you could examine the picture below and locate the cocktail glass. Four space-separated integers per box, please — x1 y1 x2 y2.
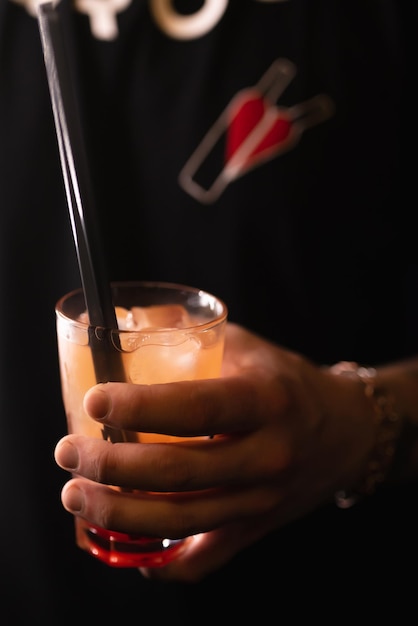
55 280 227 567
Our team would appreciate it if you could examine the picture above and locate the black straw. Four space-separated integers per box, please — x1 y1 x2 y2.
38 2 128 441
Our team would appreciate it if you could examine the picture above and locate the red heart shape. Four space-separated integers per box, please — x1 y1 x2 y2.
226 90 293 172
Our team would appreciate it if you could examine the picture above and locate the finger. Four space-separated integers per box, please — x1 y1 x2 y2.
60 476 280 539
83 375 266 437
54 432 289 491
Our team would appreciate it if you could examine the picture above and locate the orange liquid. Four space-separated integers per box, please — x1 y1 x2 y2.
56 298 226 567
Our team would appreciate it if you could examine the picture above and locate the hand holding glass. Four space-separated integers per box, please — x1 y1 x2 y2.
55 280 227 568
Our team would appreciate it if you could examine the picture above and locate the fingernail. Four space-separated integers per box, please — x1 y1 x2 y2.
62 484 84 513
55 440 79 471
84 386 111 421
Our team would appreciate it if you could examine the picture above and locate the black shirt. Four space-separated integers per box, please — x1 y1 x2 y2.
1 0 418 620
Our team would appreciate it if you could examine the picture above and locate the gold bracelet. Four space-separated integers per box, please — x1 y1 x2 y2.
330 361 402 509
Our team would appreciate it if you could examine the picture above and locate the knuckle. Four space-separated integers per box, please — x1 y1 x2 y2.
86 441 119 485
95 499 117 530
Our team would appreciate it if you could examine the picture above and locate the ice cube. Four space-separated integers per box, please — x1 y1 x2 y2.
77 304 195 331
129 304 191 330
127 335 199 384
76 307 134 329
114 306 135 330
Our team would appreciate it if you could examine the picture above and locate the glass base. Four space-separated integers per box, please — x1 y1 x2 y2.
76 519 187 568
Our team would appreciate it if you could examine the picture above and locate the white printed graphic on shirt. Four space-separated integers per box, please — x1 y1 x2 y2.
76 0 131 39
17 0 287 40
179 59 335 204
15 0 56 17
16 1 331 206
150 0 228 40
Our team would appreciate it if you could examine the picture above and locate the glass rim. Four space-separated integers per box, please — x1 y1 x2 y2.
55 280 228 333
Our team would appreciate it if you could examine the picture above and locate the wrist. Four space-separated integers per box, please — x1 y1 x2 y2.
330 361 402 508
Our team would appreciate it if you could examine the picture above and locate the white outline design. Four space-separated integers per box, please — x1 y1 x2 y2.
179 59 334 204
150 0 228 40
75 0 131 40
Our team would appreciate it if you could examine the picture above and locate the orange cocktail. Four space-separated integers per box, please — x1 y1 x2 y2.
55 281 227 568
